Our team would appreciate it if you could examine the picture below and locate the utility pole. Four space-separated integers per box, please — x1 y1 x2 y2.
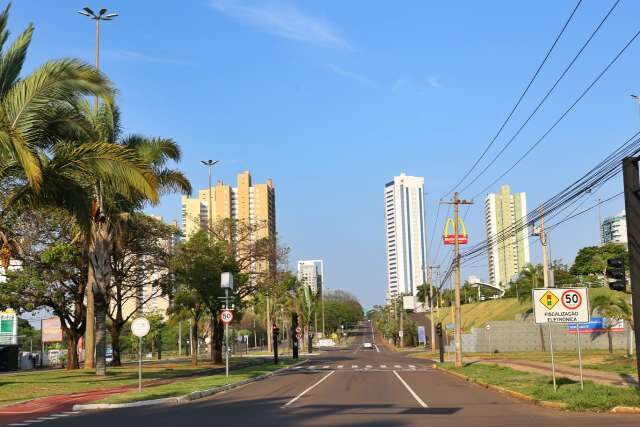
622 157 640 385
77 6 118 371
427 266 439 353
399 295 404 348
441 192 473 367
200 160 219 237
533 205 550 288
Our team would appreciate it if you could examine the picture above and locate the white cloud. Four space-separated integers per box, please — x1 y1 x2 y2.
326 64 376 87
427 75 442 89
210 0 350 49
107 50 192 66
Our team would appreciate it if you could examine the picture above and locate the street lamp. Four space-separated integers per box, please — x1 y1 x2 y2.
200 160 219 237
77 7 118 72
77 6 117 372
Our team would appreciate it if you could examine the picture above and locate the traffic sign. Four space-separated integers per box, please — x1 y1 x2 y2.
485 324 491 331
296 333 302 340
221 309 233 324
131 317 150 337
532 288 590 324
295 326 302 334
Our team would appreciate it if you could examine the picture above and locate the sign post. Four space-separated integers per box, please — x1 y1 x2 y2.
131 317 150 392
221 272 234 378
532 288 590 392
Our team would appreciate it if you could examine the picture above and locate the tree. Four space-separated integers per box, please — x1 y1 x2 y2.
571 243 628 286
322 291 364 333
108 213 177 366
168 230 237 364
590 293 632 353
0 209 87 369
295 284 318 353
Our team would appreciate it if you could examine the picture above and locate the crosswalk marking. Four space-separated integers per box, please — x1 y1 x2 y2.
294 364 428 371
309 365 316 369
408 365 416 369
352 365 358 368
365 365 372 369
394 365 402 368
337 365 344 369
322 365 329 369
380 365 387 368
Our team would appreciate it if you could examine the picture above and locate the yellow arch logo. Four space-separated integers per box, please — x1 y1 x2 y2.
443 217 468 245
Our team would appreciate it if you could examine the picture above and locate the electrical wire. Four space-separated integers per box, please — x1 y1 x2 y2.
442 0 584 198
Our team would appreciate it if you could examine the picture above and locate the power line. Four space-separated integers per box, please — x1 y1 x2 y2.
442 0 584 198
461 0 623 197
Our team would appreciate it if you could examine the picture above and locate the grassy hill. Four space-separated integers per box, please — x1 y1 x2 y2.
434 287 621 332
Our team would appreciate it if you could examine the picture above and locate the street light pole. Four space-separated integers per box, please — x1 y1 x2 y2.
77 6 117 371
200 160 219 238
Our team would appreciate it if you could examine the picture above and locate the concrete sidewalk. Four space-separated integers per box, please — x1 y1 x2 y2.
467 357 638 387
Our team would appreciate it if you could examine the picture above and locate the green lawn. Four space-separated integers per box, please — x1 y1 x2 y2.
444 363 640 411
0 357 264 406
98 359 297 404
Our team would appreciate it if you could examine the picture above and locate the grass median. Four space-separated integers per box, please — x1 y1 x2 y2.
0 357 266 406
441 362 640 411
97 358 297 404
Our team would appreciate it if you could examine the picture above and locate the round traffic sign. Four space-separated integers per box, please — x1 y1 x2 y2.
221 309 233 324
296 333 302 340
131 317 150 337
295 326 302 334
485 324 491 331
561 289 583 310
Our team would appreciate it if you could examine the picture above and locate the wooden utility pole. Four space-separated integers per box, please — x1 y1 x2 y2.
441 193 473 367
533 204 550 288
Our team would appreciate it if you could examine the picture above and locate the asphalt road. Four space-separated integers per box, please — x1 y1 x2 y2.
29 322 640 427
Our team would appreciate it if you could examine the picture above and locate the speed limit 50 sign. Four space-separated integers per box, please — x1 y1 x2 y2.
532 288 590 324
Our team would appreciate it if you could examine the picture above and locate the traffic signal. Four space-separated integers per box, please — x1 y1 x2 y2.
606 257 626 292
435 322 442 337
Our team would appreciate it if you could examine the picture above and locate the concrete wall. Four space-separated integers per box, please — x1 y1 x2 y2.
445 315 632 353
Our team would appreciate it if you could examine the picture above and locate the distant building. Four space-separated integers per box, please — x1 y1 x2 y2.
601 210 627 245
181 171 276 276
384 173 427 300
297 260 323 294
484 185 530 289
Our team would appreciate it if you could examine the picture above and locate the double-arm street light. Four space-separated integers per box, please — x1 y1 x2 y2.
77 6 117 371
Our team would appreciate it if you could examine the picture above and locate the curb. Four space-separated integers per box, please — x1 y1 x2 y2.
610 406 640 414
73 359 308 411
432 364 567 410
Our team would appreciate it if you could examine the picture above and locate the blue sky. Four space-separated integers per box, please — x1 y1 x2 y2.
13 1 640 309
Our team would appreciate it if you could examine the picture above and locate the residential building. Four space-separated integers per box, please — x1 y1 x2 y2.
601 210 628 245
484 185 530 289
384 173 427 301
181 171 276 276
297 260 323 294
181 171 275 239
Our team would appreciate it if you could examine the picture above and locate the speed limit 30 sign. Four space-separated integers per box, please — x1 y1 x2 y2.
532 288 590 324
220 309 233 324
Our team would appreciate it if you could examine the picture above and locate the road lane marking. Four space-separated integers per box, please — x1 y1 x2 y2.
393 370 428 408
283 371 335 407
380 365 387 368
408 365 416 368
337 365 344 369
352 365 358 368
374 345 380 352
322 365 329 369
394 365 402 368
308 365 316 370
365 365 372 369
293 366 302 370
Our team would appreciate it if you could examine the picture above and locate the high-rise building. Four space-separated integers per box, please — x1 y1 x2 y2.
601 210 627 245
484 185 530 288
181 171 276 241
297 260 323 294
384 173 427 300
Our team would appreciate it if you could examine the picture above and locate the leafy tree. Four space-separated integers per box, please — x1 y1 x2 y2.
322 291 364 333
0 209 86 369
571 244 628 286
295 284 318 353
108 213 177 366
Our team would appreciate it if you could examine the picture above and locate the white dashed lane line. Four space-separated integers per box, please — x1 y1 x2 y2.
393 370 428 408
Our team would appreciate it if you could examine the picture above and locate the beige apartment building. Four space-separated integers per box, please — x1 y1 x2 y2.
181 171 276 271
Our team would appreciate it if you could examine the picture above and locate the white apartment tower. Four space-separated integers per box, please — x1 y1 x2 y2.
384 173 427 300
297 260 323 294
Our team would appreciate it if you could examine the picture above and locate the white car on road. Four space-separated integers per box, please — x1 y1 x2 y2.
363 342 373 349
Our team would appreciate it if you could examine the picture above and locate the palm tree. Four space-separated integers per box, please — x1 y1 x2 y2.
79 101 190 375
296 284 318 354
591 293 632 353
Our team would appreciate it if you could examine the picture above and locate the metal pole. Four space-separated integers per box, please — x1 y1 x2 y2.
138 336 142 392
208 165 212 236
225 288 229 377
454 192 463 367
622 156 640 385
40 319 44 368
178 321 182 356
321 261 325 336
548 324 557 391
576 324 584 391
428 266 436 353
399 296 404 348
540 205 550 288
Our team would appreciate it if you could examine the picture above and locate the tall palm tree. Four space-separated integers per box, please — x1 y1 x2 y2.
79 101 190 375
296 284 318 353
